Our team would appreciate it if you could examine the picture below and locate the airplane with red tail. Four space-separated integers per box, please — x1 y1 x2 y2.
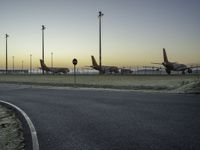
40 59 70 74
153 48 198 75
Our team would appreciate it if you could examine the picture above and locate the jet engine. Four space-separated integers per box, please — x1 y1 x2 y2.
188 68 192 73
165 69 171 75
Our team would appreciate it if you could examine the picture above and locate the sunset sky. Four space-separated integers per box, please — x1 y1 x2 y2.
0 0 199 69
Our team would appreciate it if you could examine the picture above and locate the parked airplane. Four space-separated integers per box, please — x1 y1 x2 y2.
40 59 70 74
91 56 119 73
120 68 133 74
153 48 196 75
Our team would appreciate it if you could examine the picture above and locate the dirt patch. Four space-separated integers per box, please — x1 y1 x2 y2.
0 105 24 150
175 80 200 94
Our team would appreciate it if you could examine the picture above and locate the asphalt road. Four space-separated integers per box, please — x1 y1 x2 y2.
0 84 200 150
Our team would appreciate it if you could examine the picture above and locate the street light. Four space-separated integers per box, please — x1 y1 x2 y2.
5 34 9 74
30 54 32 74
22 60 24 70
42 25 46 75
98 11 104 74
12 56 14 73
51 52 53 68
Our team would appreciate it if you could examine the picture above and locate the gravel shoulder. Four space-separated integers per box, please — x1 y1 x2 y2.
0 105 24 150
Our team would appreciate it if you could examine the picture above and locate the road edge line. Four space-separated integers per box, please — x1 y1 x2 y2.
0 100 39 150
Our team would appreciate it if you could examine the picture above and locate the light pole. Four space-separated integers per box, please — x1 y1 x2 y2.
42 25 46 75
12 56 14 73
30 54 32 74
51 52 53 68
22 60 24 70
5 34 9 74
98 11 104 74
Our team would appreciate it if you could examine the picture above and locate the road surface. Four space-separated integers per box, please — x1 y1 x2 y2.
0 84 199 150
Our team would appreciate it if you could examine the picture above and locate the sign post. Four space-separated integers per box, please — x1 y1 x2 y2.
72 58 78 86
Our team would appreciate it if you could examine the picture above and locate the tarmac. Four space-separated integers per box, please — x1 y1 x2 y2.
0 84 200 150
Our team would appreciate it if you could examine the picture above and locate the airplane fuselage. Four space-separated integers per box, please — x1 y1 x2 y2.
163 62 187 71
40 59 69 74
160 48 193 75
92 65 119 73
49 67 69 74
91 56 119 74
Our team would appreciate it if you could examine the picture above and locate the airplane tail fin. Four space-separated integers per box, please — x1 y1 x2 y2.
163 48 169 63
40 59 49 71
91 56 99 67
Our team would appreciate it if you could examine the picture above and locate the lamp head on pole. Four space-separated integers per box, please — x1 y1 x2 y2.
5 34 9 38
42 25 46 30
98 11 104 18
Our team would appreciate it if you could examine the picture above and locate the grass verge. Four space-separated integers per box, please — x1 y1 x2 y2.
0 105 24 150
0 74 199 93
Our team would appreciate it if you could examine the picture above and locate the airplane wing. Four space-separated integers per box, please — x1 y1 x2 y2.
151 62 163 65
84 66 92 68
143 66 164 71
187 65 200 69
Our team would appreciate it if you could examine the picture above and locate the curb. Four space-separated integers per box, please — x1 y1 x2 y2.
0 100 39 150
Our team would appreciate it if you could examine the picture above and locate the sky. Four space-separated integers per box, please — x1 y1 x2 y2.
0 0 200 69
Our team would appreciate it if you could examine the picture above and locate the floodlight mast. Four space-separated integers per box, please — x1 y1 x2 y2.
42 25 46 75
5 34 9 74
12 56 14 72
30 54 32 74
22 60 24 70
51 52 53 68
98 11 104 74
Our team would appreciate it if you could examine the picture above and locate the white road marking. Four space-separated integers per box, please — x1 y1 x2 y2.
0 100 39 150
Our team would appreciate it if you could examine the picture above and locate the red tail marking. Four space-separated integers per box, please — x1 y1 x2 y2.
163 48 169 63
91 56 99 67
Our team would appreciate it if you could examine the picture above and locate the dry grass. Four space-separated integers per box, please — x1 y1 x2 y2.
0 105 24 149
0 74 199 93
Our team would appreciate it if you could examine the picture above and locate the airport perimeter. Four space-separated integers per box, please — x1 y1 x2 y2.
0 74 199 94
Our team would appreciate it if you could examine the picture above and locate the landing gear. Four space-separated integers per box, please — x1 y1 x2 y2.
182 71 185 75
166 69 171 75
188 68 192 73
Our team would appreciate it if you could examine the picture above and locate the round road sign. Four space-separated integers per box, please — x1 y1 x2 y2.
72 58 78 65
